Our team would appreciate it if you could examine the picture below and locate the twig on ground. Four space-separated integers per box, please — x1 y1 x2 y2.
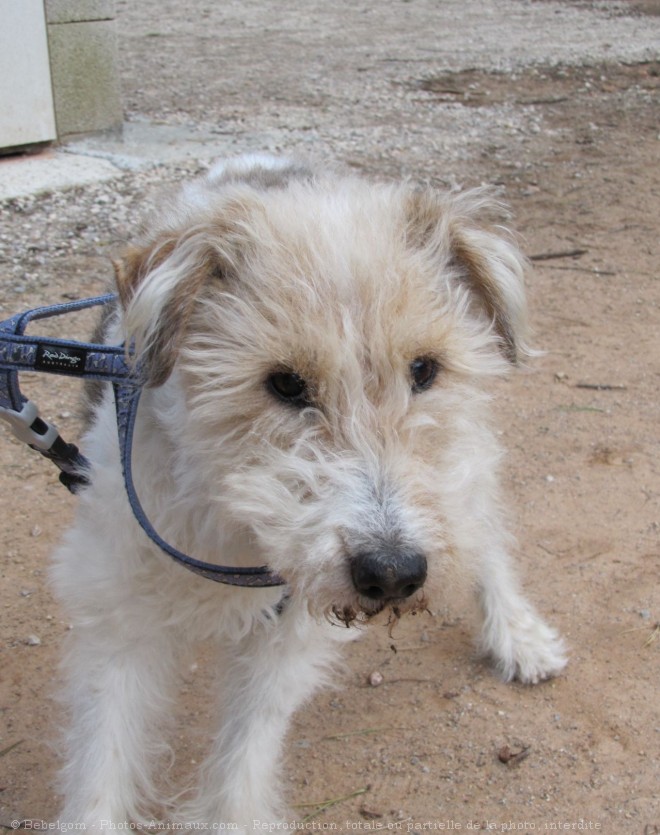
574 383 628 391
0 740 23 759
530 248 587 261
533 264 616 276
622 622 660 647
296 786 369 822
322 727 407 741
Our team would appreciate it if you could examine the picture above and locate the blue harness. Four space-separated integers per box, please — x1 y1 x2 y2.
0 294 284 588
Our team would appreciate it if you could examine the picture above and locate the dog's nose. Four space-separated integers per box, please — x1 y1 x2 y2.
350 549 427 601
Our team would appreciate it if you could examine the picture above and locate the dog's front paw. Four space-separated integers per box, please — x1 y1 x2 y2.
508 618 567 684
481 606 567 684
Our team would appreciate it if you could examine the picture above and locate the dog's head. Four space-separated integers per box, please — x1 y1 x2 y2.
115 157 529 621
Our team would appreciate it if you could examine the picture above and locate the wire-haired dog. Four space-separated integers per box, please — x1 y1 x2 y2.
51 155 566 827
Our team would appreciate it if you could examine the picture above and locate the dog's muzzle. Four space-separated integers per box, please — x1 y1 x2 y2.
350 548 427 602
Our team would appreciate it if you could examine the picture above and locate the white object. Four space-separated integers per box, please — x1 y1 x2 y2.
0 0 57 150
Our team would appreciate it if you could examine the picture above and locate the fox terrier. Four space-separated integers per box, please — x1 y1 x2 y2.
50 154 566 828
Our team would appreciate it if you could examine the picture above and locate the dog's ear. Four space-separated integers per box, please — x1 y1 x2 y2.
406 188 529 364
113 228 231 387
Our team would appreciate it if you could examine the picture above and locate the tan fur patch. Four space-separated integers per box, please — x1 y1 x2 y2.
405 187 527 364
449 227 520 364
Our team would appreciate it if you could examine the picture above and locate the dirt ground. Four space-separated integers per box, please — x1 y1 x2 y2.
1 1 659 833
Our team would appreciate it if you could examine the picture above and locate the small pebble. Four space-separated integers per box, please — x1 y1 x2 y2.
26 635 42 646
368 671 384 687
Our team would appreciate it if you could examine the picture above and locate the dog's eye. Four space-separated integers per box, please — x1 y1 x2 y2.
267 371 310 406
410 357 439 393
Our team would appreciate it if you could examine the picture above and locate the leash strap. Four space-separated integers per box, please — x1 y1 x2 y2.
0 295 285 588
115 382 285 586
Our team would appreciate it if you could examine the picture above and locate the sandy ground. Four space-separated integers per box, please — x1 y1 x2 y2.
1 1 659 832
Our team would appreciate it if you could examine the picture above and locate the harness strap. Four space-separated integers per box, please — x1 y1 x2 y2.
0 295 285 589
0 294 125 492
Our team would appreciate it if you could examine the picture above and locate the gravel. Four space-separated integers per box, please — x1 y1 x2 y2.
2 0 658 314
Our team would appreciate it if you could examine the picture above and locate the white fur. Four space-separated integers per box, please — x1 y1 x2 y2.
50 155 566 828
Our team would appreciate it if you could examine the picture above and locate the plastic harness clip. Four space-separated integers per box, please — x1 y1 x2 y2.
0 399 59 450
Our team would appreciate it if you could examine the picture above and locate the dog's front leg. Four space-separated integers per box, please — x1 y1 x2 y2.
475 543 567 684
179 599 341 829
57 617 180 827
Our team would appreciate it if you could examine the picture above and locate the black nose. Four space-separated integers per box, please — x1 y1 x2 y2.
350 549 427 601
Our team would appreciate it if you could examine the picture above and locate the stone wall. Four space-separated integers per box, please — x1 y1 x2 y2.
45 0 123 140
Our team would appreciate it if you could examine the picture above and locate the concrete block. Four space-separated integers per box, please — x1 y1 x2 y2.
47 19 123 138
45 0 115 24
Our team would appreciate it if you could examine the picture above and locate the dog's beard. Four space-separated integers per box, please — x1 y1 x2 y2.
329 591 430 628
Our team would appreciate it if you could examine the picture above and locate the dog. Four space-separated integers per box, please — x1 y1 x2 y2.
50 154 566 828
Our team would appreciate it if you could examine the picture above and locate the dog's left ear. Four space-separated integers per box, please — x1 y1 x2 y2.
406 188 529 364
